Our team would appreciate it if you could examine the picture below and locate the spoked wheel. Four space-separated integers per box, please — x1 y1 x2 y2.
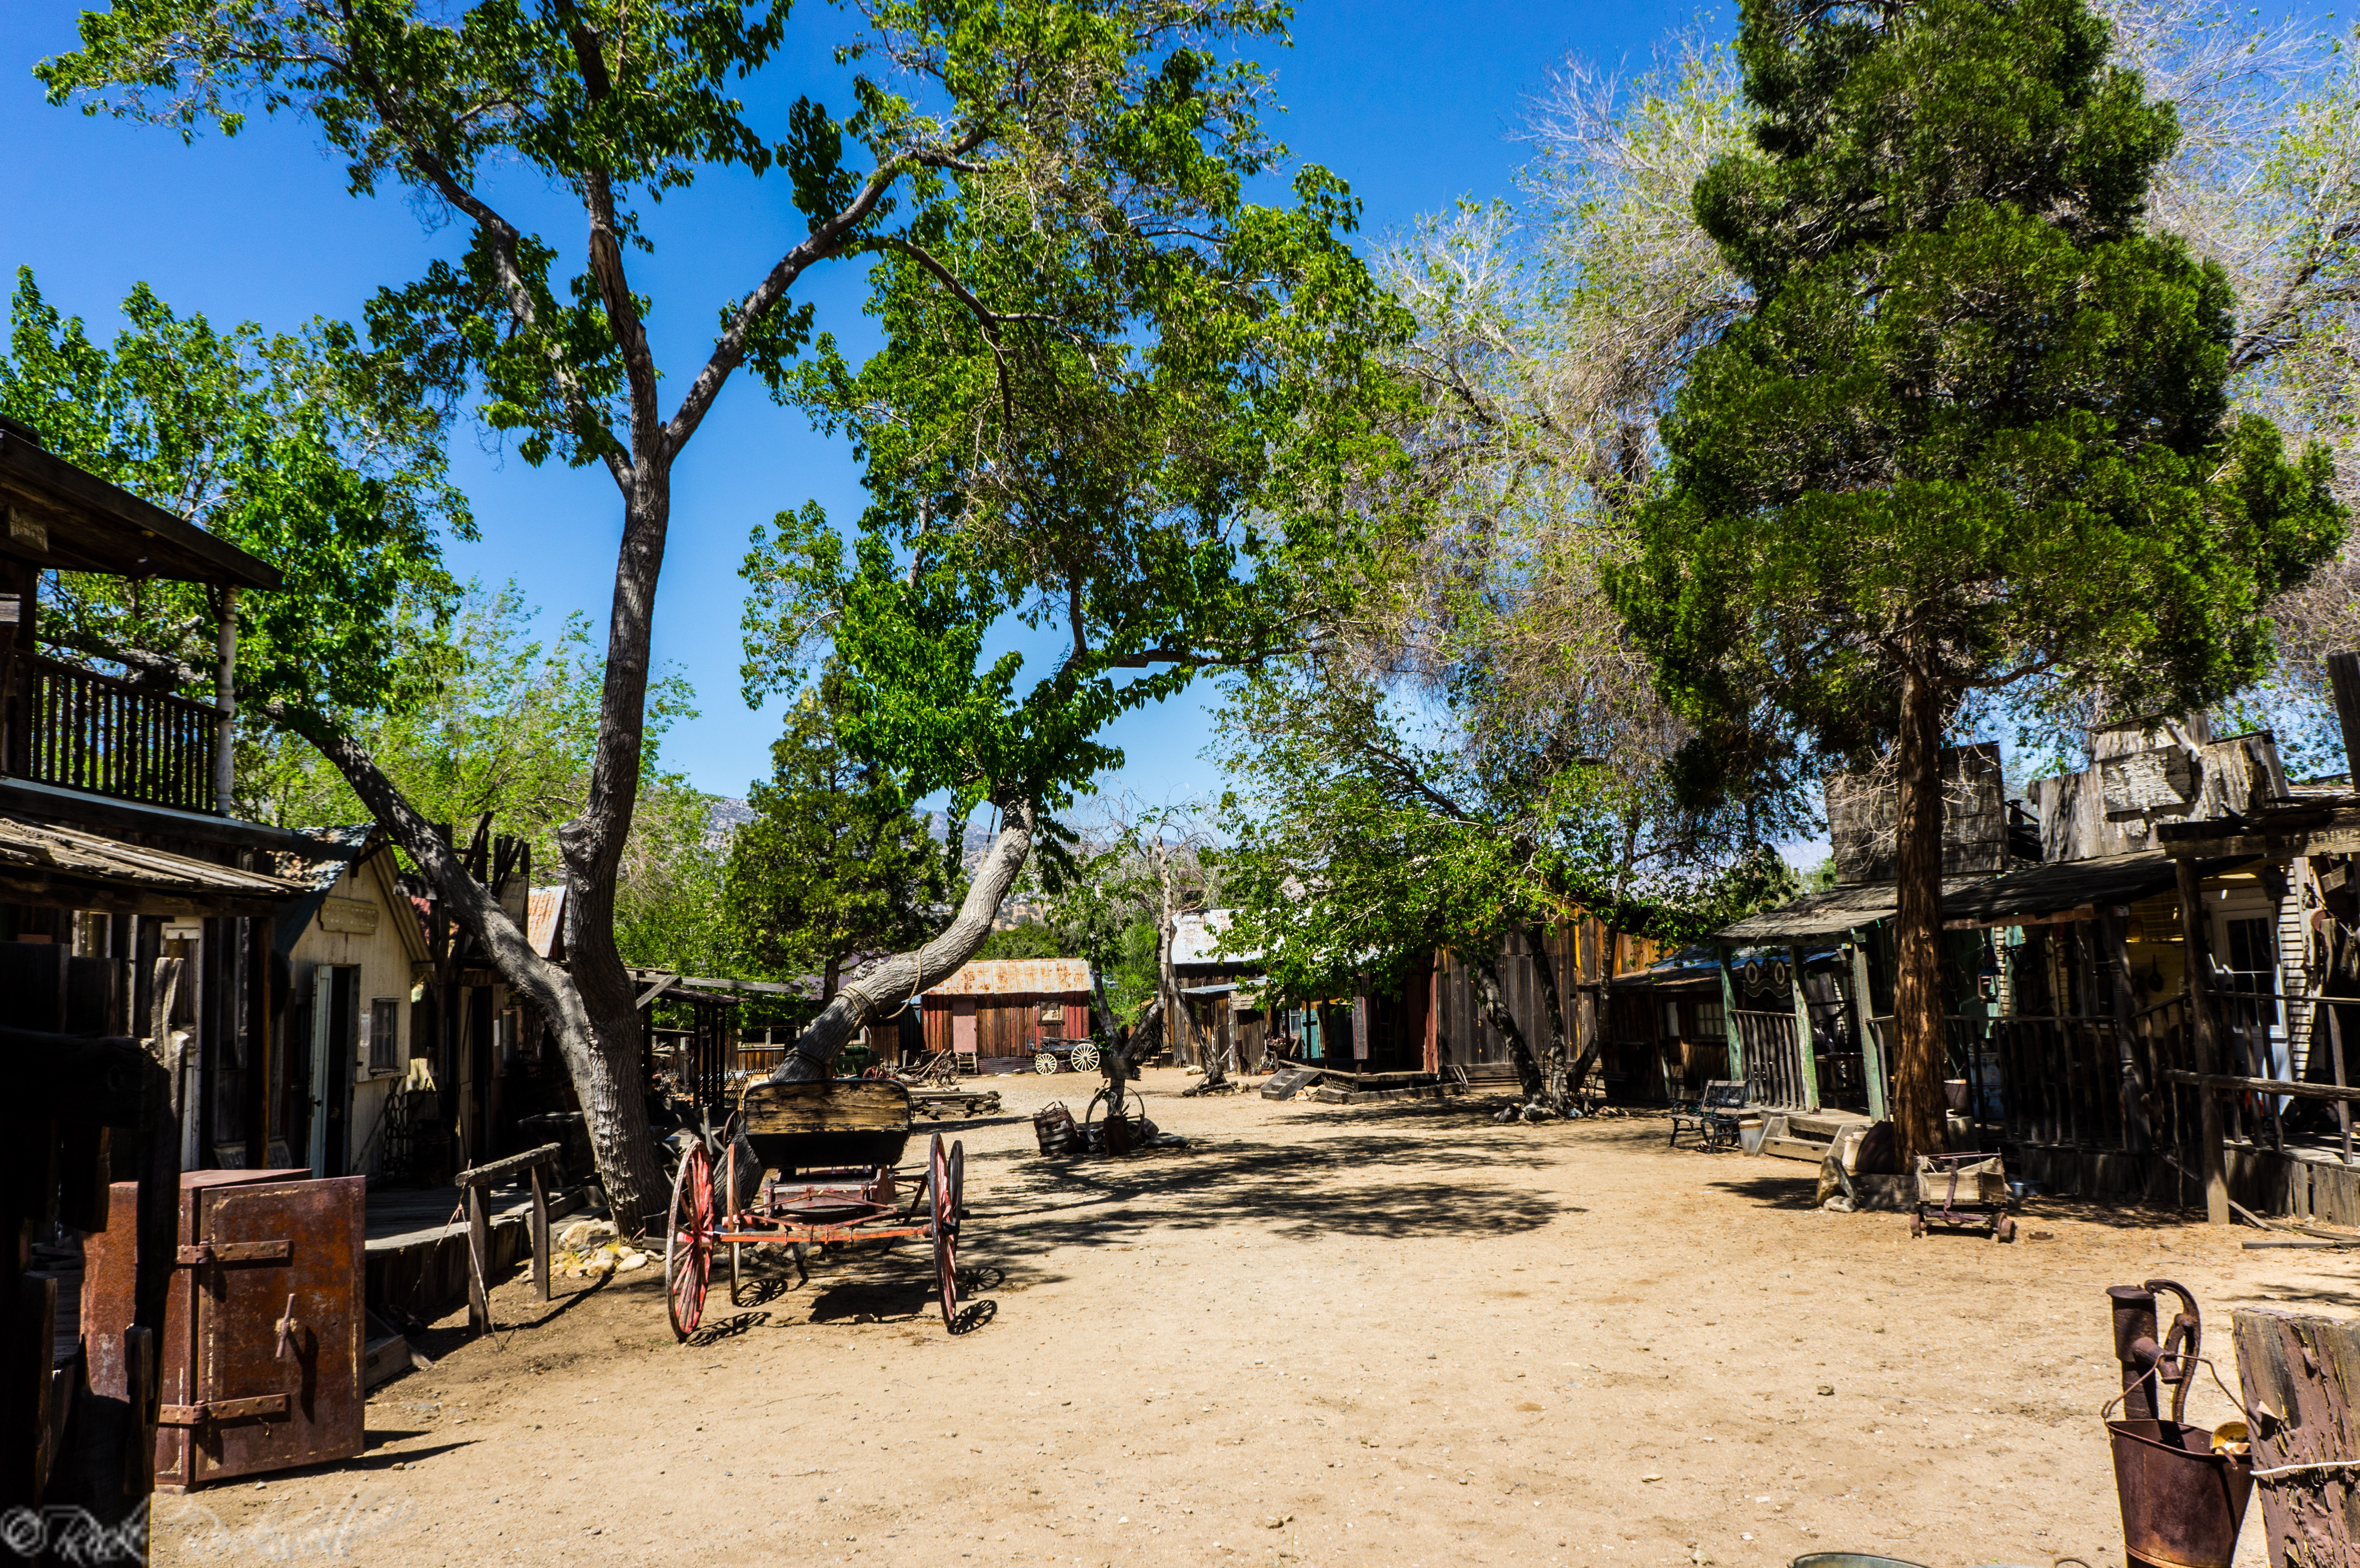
664 1141 714 1341
1070 1043 1101 1074
1034 1052 1058 1075
931 1133 964 1331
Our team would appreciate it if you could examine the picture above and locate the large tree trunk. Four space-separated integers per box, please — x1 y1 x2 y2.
1892 661 1949 1167
1522 920 1575 1109
550 480 677 1234
774 802 1036 1080
1470 953 1547 1102
1155 904 1182 1067
263 700 666 1229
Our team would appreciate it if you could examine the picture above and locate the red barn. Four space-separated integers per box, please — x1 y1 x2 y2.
921 957 1096 1074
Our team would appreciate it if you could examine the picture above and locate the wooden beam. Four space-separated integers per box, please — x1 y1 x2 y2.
1715 943 1745 1083
2176 854 2231 1225
2161 1069 2360 1103
2329 651 2360 780
1848 935 1888 1121
2233 1307 2360 1566
453 1142 562 1190
1786 943 1820 1112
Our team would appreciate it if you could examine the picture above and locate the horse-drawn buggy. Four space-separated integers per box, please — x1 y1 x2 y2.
662 1077 973 1340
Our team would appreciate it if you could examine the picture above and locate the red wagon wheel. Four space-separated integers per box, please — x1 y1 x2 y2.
665 1141 714 1341
930 1133 963 1330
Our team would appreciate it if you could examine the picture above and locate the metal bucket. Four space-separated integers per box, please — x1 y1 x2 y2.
2106 1418 2254 1568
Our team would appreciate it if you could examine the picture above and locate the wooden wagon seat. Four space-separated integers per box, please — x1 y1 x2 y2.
738 1078 916 1175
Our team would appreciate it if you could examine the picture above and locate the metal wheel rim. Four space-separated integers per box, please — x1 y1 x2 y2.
931 1133 960 1330
665 1142 713 1341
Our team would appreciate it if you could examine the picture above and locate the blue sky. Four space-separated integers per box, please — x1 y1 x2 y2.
0 0 1717 810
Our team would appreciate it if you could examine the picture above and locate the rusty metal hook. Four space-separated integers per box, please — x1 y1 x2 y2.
274 1293 300 1360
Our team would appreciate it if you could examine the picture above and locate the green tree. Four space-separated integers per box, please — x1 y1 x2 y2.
0 269 466 770
1217 666 1794 1108
42 0 1367 1221
725 666 958 998
974 925 1068 961
1608 0 2345 1162
734 17 1406 1078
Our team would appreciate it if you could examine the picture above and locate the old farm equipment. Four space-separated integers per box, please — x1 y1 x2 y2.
1907 1152 2016 1241
661 1078 971 1340
2103 1281 2254 1568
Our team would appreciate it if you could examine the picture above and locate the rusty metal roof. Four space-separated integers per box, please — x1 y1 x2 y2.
925 957 1093 997
527 885 566 957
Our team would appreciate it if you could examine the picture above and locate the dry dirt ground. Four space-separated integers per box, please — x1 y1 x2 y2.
151 1070 2358 1568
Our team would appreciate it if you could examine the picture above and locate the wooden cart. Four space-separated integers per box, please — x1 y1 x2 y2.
1908 1151 2016 1242
662 1078 972 1339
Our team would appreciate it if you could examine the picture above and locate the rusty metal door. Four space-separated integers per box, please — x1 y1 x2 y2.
156 1175 364 1490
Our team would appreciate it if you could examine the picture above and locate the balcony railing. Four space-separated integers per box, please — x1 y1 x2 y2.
0 647 219 813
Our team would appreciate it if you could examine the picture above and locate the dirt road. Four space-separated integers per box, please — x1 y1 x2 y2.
153 1070 2342 1568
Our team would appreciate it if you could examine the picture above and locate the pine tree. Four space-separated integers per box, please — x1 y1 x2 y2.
1610 0 2346 1162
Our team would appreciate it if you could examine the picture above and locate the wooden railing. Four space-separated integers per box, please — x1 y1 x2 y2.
0 647 218 812
1732 1008 1813 1109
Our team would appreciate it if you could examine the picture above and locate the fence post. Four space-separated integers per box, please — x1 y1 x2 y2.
529 1160 551 1304
1786 944 1821 1111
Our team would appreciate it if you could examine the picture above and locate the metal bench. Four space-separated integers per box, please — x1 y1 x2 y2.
1669 1079 1748 1152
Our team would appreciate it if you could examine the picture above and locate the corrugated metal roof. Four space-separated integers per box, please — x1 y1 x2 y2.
527 885 566 957
1939 850 2186 928
1169 909 1258 966
925 957 1093 996
1712 849 2242 943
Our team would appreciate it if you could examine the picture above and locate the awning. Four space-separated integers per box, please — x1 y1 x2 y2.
1179 983 1237 997
0 811 308 916
1712 848 2248 943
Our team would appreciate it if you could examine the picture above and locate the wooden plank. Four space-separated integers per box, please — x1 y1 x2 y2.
739 1080 913 1138
452 1142 562 1189
2161 1070 2360 1103
2233 1306 2360 1568
529 1164 550 1304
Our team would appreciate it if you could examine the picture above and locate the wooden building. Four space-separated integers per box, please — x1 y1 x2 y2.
274 827 436 1179
920 957 1095 1073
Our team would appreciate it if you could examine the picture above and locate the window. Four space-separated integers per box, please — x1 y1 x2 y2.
1037 1001 1065 1025
1695 1000 1725 1041
368 997 402 1073
1662 1001 1682 1038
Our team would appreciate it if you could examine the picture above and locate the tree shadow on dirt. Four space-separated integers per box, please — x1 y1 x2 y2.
1698 1171 1823 1213
953 1123 1579 1255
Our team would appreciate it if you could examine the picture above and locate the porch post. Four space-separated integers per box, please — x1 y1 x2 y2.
1716 943 1745 1083
1786 944 1821 1111
1848 931 1888 1121
2173 853 2231 1225
212 586 238 814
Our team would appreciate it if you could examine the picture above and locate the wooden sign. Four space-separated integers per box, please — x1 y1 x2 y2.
318 897 379 936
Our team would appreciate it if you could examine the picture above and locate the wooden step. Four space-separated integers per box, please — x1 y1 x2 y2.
1787 1111 1873 1141
1760 1136 1835 1164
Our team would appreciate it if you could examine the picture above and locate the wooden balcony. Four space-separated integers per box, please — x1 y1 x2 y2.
0 646 220 813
